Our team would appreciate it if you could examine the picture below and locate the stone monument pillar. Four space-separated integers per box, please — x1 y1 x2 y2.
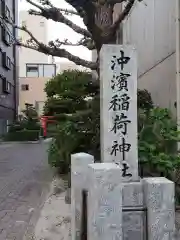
100 44 175 239
100 44 138 182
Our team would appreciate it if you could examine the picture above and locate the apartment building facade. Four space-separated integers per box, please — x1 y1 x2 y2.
19 63 56 116
18 10 48 77
18 10 50 115
0 0 18 134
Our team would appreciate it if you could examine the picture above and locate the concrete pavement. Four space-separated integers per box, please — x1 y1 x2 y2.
28 178 71 240
0 142 53 240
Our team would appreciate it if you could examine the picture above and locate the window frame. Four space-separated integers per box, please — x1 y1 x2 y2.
1 26 11 46
21 84 29 91
26 64 39 77
26 63 57 77
2 52 11 70
2 77 11 94
1 1 11 20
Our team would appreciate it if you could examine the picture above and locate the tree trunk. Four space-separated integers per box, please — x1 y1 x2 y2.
93 3 116 52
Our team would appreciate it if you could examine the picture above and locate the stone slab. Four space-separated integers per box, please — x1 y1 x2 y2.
88 163 122 240
123 211 146 240
122 180 145 239
122 180 144 207
143 177 175 240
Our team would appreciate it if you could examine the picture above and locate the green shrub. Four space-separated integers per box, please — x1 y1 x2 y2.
46 123 58 138
46 70 180 183
4 130 40 141
8 120 40 132
48 121 90 173
5 103 40 141
139 107 180 177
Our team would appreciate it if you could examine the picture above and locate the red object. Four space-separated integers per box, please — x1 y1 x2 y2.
40 117 47 137
40 116 57 137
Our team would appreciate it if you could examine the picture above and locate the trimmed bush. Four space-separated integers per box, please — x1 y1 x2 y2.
45 70 180 185
4 130 40 141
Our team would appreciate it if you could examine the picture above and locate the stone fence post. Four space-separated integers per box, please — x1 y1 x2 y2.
143 177 175 240
71 153 94 240
88 163 123 240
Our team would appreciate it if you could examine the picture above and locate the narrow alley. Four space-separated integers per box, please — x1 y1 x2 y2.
0 142 53 239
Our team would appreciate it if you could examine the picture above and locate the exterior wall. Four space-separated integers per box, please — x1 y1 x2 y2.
122 0 176 116
19 77 49 116
0 0 18 134
18 11 48 77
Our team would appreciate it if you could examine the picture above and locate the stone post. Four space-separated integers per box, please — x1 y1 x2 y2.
143 177 175 239
100 44 138 182
88 163 122 240
71 153 94 240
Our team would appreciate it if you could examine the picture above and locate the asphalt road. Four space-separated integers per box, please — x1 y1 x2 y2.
0 142 53 240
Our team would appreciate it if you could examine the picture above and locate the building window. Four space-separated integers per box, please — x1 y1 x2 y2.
21 84 29 91
1 1 5 17
26 64 38 77
2 78 11 94
1 1 11 20
26 63 56 77
1 26 11 46
2 52 11 70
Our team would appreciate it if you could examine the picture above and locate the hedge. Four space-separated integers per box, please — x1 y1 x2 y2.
4 130 40 141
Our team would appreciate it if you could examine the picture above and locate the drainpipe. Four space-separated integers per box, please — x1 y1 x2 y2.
176 0 180 151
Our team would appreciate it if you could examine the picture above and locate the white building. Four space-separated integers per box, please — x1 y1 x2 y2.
18 10 48 77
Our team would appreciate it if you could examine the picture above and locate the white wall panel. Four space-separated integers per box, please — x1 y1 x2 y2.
122 0 176 114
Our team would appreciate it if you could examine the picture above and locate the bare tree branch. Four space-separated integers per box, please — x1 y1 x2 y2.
26 0 91 38
17 0 140 71
107 0 127 4
1 14 96 70
57 8 79 16
40 7 91 38
34 0 80 15
26 0 44 10
17 30 97 70
28 7 79 17
48 37 95 50
37 0 54 7
18 40 97 70
28 9 41 16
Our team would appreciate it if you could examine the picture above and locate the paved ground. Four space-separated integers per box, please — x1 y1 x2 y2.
0 142 53 240
31 178 70 240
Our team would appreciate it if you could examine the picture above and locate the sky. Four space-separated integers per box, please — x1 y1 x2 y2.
18 0 92 62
